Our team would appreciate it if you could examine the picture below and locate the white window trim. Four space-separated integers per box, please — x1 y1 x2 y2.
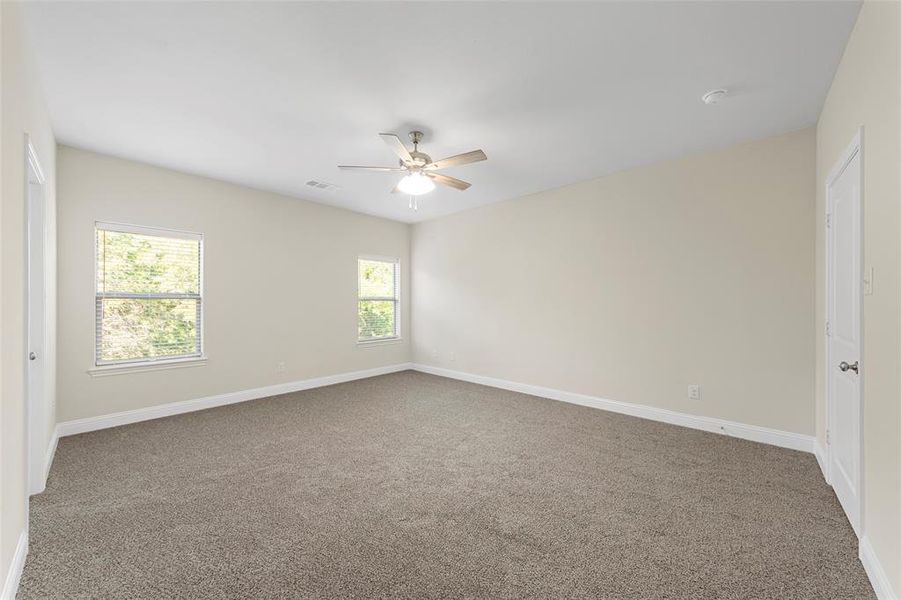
356 337 403 348
93 221 206 370
88 355 208 377
357 255 401 344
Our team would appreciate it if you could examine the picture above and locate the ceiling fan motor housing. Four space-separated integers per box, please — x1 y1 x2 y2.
405 131 430 167
406 150 431 168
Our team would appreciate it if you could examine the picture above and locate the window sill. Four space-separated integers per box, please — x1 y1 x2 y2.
356 337 403 348
88 356 208 377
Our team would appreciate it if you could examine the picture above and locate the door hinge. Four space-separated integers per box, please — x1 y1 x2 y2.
825 321 831 337
826 213 832 228
826 429 830 445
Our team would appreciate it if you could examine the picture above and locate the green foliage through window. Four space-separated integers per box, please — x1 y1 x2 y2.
358 259 398 340
96 225 202 364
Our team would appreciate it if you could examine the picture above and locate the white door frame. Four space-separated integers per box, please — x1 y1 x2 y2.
824 126 864 534
25 136 49 495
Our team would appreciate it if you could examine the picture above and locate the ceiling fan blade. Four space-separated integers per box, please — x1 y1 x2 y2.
338 165 405 172
390 182 403 194
379 133 413 163
426 172 471 191
426 149 487 170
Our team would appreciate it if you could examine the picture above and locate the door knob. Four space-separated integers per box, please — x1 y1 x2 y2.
839 360 859 374
29 352 36 361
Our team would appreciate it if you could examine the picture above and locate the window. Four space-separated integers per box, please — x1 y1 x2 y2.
95 222 203 366
358 257 399 342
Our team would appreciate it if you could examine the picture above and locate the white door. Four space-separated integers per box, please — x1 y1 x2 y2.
826 131 862 535
26 142 48 495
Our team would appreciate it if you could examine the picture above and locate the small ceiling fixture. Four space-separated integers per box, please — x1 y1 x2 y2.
339 131 487 210
702 89 728 105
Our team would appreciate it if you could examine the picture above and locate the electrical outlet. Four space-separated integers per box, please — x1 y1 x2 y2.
688 385 700 401
276 361 286 373
449 352 456 362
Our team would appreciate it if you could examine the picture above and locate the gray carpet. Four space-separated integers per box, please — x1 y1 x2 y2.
20 371 872 599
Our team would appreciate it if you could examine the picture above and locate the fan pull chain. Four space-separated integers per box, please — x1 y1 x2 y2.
408 195 419 211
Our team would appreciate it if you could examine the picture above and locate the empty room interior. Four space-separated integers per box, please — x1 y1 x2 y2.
2 1 900 598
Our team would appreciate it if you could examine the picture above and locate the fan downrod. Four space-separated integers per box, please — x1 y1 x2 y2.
406 131 430 167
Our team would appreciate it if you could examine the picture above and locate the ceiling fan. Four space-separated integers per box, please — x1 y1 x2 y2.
339 131 487 208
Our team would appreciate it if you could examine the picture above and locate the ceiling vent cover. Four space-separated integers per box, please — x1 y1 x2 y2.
305 179 340 192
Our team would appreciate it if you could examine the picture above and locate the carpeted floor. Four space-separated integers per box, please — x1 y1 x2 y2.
20 371 873 599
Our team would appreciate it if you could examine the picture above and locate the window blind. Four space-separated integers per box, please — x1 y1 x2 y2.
358 257 399 341
95 223 203 365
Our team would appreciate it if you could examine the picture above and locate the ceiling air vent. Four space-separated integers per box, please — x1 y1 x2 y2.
305 179 340 192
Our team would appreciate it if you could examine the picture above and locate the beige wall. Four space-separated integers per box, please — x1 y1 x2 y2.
413 128 816 436
1 0 58 588
815 0 900 592
56 146 411 422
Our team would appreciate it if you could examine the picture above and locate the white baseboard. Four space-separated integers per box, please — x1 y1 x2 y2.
59 360 813 453
860 536 898 600
814 440 829 483
44 426 59 482
29 425 60 495
412 364 814 453
1 530 27 600
58 363 413 437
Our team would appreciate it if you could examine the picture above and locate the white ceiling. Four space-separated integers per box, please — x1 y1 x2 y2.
25 1 859 223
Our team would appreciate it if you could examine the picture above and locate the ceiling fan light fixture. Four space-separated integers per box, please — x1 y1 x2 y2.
338 131 486 202
396 172 435 195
